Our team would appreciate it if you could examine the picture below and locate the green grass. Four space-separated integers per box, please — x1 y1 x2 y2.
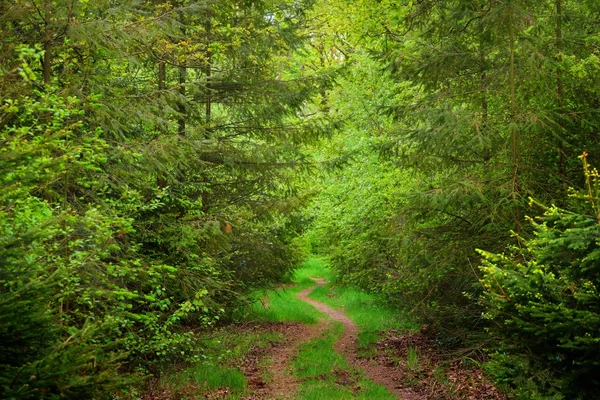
162 363 247 393
293 321 395 400
294 322 347 379
153 256 416 399
308 281 418 333
293 257 335 284
310 285 415 327
151 327 283 399
249 281 321 324
249 257 333 324
406 346 420 372
304 258 419 355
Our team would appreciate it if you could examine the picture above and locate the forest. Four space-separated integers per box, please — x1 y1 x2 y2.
1 0 599 399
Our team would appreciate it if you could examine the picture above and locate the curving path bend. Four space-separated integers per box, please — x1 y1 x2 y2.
296 278 424 400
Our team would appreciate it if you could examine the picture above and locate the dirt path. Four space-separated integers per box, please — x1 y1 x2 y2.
242 322 328 400
296 278 424 400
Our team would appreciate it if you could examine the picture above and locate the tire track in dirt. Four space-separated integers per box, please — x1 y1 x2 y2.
242 303 329 399
262 322 328 399
296 278 424 400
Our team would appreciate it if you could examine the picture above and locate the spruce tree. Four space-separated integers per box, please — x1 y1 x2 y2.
1 1 329 394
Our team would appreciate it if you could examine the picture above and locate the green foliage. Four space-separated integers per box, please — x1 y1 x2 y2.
0 0 329 396
303 47 488 338
294 322 395 399
0 80 130 398
304 0 600 350
2 0 600 397
479 160 600 398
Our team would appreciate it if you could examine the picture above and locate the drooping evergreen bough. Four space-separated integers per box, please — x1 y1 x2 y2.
0 0 328 397
479 157 600 399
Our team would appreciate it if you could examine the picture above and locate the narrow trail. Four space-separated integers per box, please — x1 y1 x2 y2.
296 278 424 400
263 324 308 398
243 322 328 400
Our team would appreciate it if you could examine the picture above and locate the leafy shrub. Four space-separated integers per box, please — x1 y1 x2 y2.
479 156 600 399
0 81 129 398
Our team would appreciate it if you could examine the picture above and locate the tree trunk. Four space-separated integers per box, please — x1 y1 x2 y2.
508 3 521 232
480 46 490 164
178 6 186 136
157 60 168 188
556 0 567 191
202 9 213 214
205 9 212 135
158 61 166 91
43 2 51 85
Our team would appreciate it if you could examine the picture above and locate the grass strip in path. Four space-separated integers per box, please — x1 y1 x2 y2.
245 258 405 399
301 257 419 356
296 277 424 400
293 321 394 400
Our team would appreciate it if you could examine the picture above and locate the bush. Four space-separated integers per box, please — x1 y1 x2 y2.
479 156 600 399
0 83 131 398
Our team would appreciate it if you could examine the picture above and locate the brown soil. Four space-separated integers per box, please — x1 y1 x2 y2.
296 278 424 400
147 280 506 399
375 332 506 400
240 321 327 400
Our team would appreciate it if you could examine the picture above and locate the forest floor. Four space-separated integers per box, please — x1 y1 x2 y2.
293 278 422 400
147 259 505 399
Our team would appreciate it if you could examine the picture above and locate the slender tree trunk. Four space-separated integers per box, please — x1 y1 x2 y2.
556 0 567 191
480 47 490 164
205 67 211 134
157 60 168 188
205 10 212 134
508 3 521 231
178 66 186 135
178 8 186 136
158 61 166 91
43 2 51 85
205 62 211 129
202 9 213 214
